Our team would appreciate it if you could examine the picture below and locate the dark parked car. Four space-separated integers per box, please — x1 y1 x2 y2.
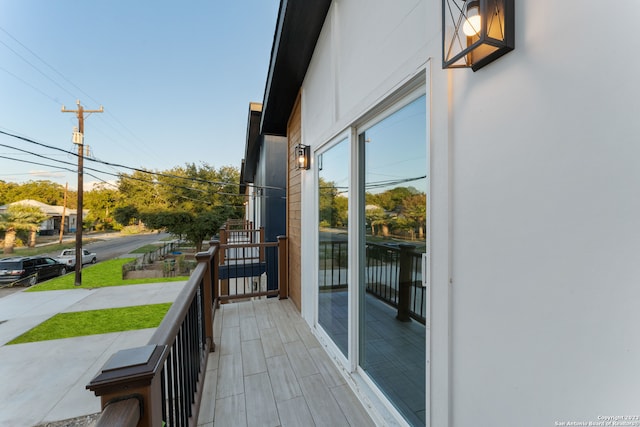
0 256 67 286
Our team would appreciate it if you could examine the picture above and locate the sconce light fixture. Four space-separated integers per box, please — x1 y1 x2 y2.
442 0 514 71
295 144 310 170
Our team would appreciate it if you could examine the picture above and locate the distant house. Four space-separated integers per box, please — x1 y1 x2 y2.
0 199 83 235
241 102 287 244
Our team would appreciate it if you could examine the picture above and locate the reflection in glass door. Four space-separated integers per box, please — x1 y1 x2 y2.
318 138 349 357
359 94 427 426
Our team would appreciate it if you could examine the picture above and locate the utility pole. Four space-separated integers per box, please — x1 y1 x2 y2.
62 100 103 286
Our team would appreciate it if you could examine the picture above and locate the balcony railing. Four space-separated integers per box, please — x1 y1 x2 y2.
320 240 426 324
86 221 287 427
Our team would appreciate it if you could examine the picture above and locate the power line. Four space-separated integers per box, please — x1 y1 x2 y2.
0 66 60 104
0 129 286 192
0 37 77 100
7 150 276 200
0 147 249 198
0 154 113 186
0 26 168 167
0 26 97 105
0 24 277 194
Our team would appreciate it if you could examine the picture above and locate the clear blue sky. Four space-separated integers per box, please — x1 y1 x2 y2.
0 0 279 190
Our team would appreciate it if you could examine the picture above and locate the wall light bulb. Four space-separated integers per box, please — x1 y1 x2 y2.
462 1 481 37
463 13 481 36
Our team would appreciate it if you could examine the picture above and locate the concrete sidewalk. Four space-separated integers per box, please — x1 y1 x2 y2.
0 281 186 427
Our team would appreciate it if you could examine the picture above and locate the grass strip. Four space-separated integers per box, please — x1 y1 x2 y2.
26 258 188 292
8 303 171 344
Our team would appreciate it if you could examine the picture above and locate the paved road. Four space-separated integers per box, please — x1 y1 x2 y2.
42 231 172 260
0 232 172 299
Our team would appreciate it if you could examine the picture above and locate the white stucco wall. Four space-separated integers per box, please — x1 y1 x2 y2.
299 0 640 426
446 1 640 426
303 0 429 147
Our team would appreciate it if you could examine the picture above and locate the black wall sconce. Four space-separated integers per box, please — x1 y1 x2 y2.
295 144 310 170
442 0 514 71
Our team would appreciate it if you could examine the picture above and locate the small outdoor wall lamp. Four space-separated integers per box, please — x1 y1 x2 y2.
295 143 310 170
442 0 514 71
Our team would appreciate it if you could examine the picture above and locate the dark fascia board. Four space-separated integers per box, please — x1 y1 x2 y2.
260 0 332 136
239 159 246 194
243 103 263 184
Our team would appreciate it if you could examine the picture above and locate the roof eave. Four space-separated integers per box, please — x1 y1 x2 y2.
260 0 332 136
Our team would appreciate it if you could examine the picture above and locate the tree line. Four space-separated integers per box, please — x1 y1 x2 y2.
319 178 427 241
0 163 244 253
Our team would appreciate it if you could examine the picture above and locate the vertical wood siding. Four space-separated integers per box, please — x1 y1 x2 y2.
286 92 302 311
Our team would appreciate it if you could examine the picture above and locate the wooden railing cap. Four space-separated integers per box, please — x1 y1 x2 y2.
87 345 167 395
195 251 212 262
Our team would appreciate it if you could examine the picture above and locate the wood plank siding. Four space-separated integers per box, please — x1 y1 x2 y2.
286 92 302 311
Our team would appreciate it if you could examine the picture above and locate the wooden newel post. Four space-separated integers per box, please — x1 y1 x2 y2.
211 240 220 309
196 250 214 353
396 244 414 322
218 238 228 302
219 226 227 264
259 227 265 261
87 345 167 427
277 235 288 300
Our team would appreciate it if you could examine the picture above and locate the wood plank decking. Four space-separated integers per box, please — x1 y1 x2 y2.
197 298 376 427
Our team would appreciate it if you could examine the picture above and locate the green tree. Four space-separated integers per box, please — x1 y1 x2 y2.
0 181 19 205
0 204 48 253
368 186 417 213
139 210 192 238
319 178 349 228
113 205 140 226
400 193 427 239
155 163 242 214
139 209 227 252
2 180 69 206
117 171 164 211
84 185 121 231
365 205 386 236
120 163 243 248
186 211 227 252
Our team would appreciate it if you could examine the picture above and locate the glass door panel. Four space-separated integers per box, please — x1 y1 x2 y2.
359 95 427 426
318 138 349 357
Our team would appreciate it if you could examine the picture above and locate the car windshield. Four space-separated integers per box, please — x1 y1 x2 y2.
0 262 22 270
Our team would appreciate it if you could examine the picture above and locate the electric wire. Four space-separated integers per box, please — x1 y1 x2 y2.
0 37 77 101
0 26 172 168
0 152 248 202
0 154 115 188
0 26 97 106
0 129 285 192
0 134 250 199
0 66 60 104
1 129 423 200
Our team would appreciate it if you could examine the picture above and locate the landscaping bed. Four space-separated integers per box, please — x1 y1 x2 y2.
122 244 197 279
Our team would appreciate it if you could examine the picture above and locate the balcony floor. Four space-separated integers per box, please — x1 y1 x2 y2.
197 297 376 427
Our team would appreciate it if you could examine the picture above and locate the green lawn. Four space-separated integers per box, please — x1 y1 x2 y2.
8 303 171 344
26 258 188 291
13 257 189 343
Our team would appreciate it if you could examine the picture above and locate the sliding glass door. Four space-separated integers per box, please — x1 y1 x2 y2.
358 94 427 426
314 89 427 426
317 138 350 357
